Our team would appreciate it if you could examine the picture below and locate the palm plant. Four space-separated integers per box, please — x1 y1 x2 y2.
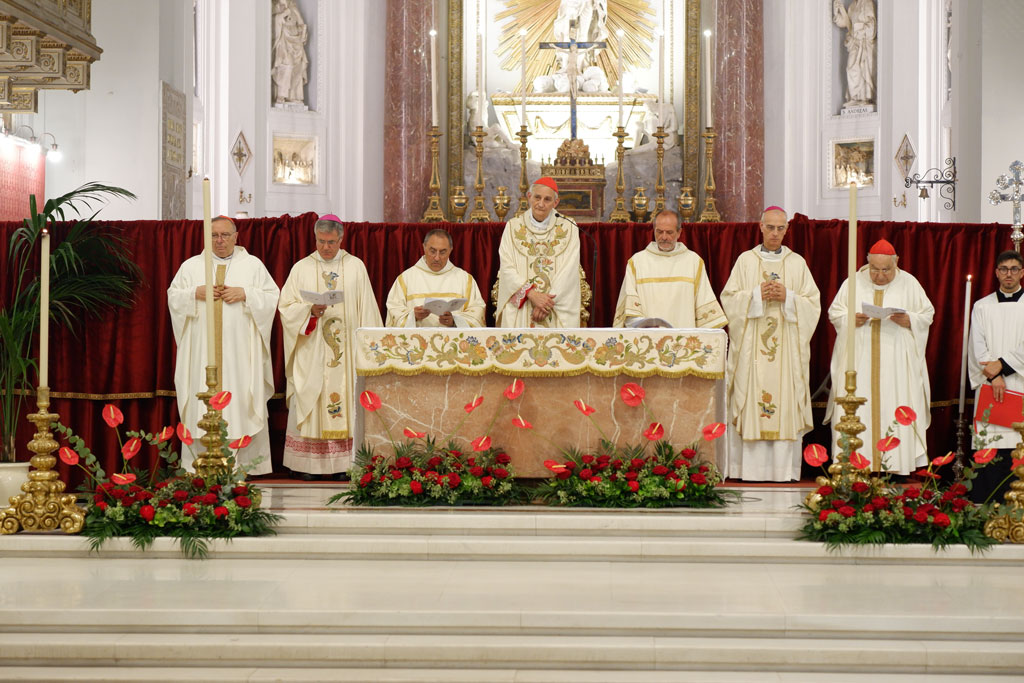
1 182 140 462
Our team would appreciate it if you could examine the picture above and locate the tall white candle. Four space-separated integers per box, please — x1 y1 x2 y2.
477 30 485 128
202 178 214 367
520 29 528 127
657 29 664 104
429 29 438 128
616 29 625 127
702 29 713 124
846 182 857 375
958 275 973 413
38 226 49 388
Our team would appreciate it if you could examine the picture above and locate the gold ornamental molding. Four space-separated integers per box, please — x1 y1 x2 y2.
0 0 100 113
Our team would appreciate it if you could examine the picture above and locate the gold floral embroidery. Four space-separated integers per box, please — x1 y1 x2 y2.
759 316 779 362
758 391 777 418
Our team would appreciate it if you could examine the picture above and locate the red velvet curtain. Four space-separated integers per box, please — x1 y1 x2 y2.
0 214 1011 483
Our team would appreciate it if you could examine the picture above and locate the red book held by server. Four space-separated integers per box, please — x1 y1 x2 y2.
974 384 1024 429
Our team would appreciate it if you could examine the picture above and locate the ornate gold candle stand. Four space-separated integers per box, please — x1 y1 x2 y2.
804 371 869 511
698 126 722 222
493 186 511 221
468 126 490 222
677 187 696 221
609 126 630 222
631 187 650 223
450 186 469 222
653 126 668 215
0 387 84 534
984 421 1024 543
421 125 446 222
193 366 230 479
516 125 531 216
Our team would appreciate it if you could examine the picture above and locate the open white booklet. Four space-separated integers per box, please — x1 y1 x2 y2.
627 317 673 329
423 298 467 315
300 289 344 306
862 303 905 319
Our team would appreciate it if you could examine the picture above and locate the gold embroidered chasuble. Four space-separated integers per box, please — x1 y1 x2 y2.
384 257 485 328
613 243 727 329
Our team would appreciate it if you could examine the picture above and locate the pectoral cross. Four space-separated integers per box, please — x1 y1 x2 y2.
539 19 606 140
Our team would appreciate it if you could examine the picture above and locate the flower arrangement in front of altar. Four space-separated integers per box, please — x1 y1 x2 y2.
535 382 734 508
330 379 530 507
798 405 998 551
54 394 281 559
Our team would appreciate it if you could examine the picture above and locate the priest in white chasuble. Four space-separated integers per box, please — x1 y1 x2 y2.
826 239 935 475
167 216 280 475
721 207 820 481
495 177 582 328
967 250 1024 503
278 215 383 480
385 228 485 328
612 210 727 329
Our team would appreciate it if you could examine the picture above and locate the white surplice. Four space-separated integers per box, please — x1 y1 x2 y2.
167 247 279 475
721 247 821 481
826 267 934 474
613 243 727 329
384 257 485 328
968 290 1024 449
278 250 383 474
495 211 581 328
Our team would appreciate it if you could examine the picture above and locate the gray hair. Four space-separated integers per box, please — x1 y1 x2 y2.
529 182 558 198
423 228 453 248
652 209 680 229
314 218 343 238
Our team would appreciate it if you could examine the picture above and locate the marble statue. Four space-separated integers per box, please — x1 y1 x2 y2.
833 0 876 108
627 101 678 154
553 0 608 73
272 0 309 107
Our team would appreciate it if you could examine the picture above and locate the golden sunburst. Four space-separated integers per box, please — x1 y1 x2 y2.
495 0 656 93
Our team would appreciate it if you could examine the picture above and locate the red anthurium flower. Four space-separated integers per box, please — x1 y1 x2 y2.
974 448 997 464
894 406 917 426
209 390 232 411
471 435 492 452
102 404 124 428
543 459 566 471
913 468 941 480
359 390 382 411
803 444 829 467
620 382 645 407
111 473 137 485
643 422 664 441
512 415 533 429
176 423 193 446
573 399 596 416
849 451 871 470
931 452 955 467
156 426 174 443
876 436 900 452
1012 456 1024 470
402 427 426 439
58 446 79 466
229 435 253 449
503 379 524 400
464 395 483 413
702 422 726 441
121 437 142 460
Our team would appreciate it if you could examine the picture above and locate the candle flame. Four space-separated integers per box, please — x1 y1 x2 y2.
967 274 973 281
703 29 712 37
429 29 437 37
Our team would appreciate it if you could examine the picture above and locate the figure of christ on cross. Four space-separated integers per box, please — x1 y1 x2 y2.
539 19 606 140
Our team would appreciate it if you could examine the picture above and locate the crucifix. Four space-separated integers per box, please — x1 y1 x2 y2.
538 19 606 139
989 160 1024 250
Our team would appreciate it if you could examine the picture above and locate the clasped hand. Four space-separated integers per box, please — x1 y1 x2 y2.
759 281 786 303
195 285 245 303
528 288 556 323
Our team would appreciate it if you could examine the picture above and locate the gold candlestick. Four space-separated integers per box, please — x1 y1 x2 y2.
493 186 511 221
698 126 721 222
984 421 1024 543
0 387 85 534
678 187 696 222
609 126 630 222
193 366 230 479
421 125 446 222
450 185 469 222
631 187 650 223
803 371 868 511
653 126 668 215
516 125 531 216
468 126 490 222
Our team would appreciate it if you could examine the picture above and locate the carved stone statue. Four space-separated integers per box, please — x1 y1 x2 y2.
552 0 608 74
272 0 309 107
627 101 678 154
833 0 876 108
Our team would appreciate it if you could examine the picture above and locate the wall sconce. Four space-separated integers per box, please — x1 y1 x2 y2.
892 192 907 208
905 157 957 210
238 188 252 204
2 124 60 161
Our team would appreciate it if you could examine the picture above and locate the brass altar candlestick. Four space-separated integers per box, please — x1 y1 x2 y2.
803 371 868 511
516 125 531 216
450 186 468 222
698 126 721 222
609 126 630 222
678 187 696 222
0 387 85 534
468 126 490 222
193 366 230 479
421 125 446 222
653 126 668 215
984 420 1024 543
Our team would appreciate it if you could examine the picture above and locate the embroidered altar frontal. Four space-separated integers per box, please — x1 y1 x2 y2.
354 328 727 477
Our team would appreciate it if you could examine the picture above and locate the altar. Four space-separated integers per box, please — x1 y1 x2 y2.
354 327 727 477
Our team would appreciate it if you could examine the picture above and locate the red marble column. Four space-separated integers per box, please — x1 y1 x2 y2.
713 0 765 223
382 0 433 222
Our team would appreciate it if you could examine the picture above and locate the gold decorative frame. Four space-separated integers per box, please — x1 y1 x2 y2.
446 0 702 204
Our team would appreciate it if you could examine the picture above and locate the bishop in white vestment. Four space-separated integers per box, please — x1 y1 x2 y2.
613 210 727 329
278 215 383 478
385 229 485 328
826 240 934 474
495 177 582 328
167 217 280 475
721 207 820 481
